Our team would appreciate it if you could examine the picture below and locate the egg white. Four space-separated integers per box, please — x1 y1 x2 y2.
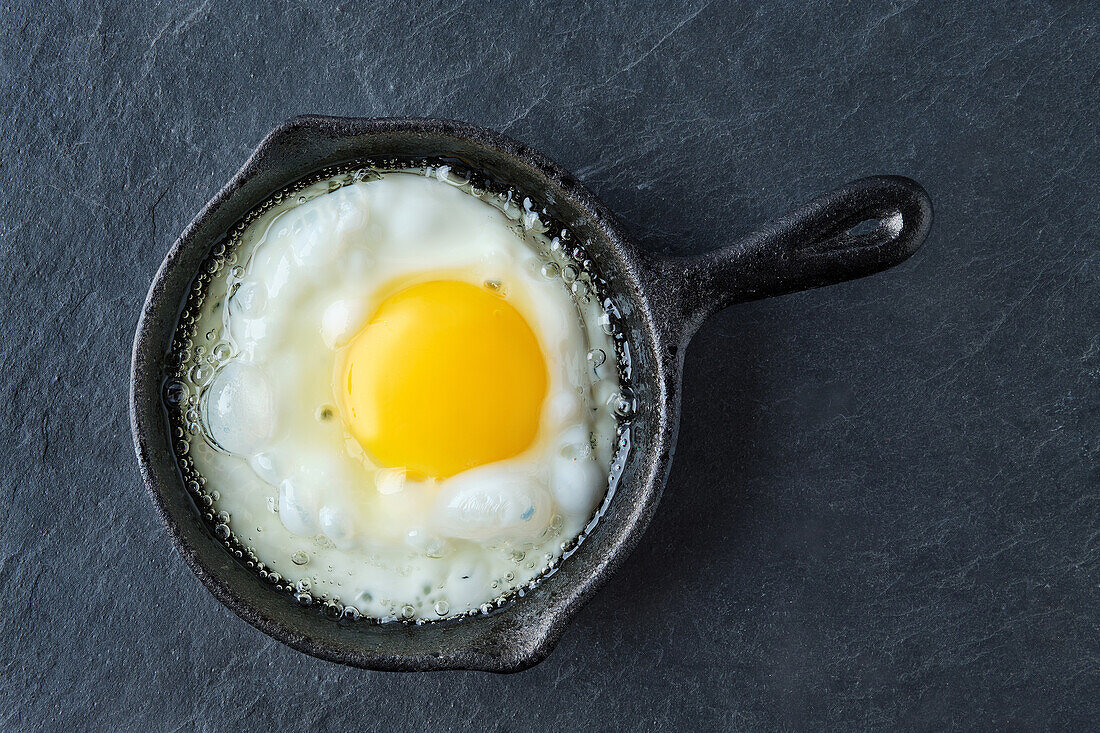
181 170 621 620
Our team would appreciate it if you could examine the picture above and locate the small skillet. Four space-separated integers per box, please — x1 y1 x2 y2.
131 116 932 672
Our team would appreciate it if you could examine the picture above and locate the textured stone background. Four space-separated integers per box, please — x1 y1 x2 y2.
2 1 1097 729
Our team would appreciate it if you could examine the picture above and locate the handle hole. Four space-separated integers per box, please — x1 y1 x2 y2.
847 218 882 236
806 209 906 255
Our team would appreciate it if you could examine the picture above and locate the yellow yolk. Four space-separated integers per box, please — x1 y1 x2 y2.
336 280 548 479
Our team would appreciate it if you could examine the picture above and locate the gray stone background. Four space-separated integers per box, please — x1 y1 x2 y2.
2 1 1097 730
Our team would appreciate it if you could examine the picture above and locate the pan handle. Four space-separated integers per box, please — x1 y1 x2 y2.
646 175 933 337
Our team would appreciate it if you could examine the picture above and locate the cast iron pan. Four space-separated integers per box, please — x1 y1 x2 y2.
131 116 932 672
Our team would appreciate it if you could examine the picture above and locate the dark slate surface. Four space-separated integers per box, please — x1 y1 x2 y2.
2 1 1097 729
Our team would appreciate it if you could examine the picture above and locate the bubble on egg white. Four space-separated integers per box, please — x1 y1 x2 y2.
246 237 294 301
278 454 354 538
334 185 371 234
319 504 356 550
557 425 593 459
320 298 368 349
249 451 282 485
202 362 275 455
545 391 583 427
432 464 553 543
278 478 320 536
375 467 409 495
372 486 431 544
549 430 603 518
404 526 448 558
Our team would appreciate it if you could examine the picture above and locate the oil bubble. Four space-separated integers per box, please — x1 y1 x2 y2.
164 380 188 406
424 539 446 559
188 363 214 386
211 341 233 361
609 389 636 419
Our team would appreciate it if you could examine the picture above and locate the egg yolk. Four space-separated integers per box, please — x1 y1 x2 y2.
337 280 548 480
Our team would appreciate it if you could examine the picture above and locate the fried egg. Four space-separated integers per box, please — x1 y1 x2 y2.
173 168 625 621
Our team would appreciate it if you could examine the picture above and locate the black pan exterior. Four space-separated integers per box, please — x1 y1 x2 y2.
132 116 931 672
